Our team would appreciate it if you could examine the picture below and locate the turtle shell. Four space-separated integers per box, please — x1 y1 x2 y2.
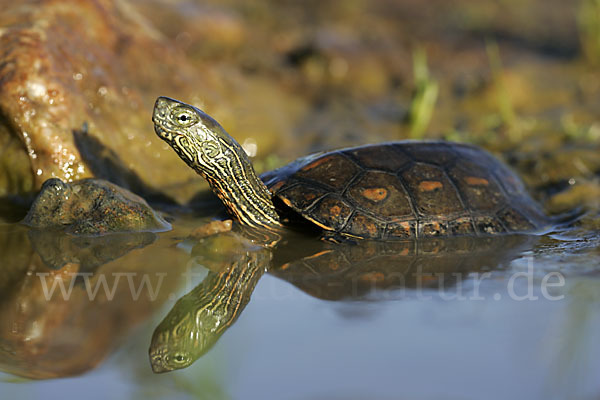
261 141 549 240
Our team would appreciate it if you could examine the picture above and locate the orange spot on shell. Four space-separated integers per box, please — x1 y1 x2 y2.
269 181 284 193
361 187 388 202
301 156 333 171
330 205 342 217
308 217 334 231
281 196 294 208
366 223 377 235
465 176 489 186
418 181 443 192
400 221 411 233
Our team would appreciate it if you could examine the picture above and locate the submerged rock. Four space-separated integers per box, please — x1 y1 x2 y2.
0 189 187 380
23 179 170 234
0 229 189 379
28 230 157 272
0 225 34 299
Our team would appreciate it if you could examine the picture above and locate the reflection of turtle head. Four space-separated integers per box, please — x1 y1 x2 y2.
149 296 223 373
149 249 267 373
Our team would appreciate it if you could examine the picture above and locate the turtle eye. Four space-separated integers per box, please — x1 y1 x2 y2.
173 109 197 127
173 353 187 363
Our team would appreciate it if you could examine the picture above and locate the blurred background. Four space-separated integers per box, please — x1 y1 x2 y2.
0 0 599 213
0 1 599 399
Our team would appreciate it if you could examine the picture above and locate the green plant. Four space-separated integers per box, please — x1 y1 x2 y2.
407 47 439 139
578 0 600 65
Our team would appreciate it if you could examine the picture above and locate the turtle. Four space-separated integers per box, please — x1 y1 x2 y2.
152 96 549 241
149 96 550 373
149 228 536 372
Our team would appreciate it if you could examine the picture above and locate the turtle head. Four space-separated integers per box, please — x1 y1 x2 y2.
152 96 237 178
152 96 281 230
149 301 222 373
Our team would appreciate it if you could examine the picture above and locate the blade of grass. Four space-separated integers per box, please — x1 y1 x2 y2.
578 0 600 65
485 39 521 142
407 47 439 139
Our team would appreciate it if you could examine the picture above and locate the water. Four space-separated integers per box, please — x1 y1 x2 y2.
0 217 598 400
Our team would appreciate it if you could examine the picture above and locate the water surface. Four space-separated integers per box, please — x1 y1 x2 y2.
1 216 598 400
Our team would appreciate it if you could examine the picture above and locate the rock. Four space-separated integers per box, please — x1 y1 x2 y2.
0 188 191 380
0 0 298 203
22 178 171 234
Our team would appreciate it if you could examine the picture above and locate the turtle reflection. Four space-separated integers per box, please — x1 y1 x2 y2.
149 231 533 373
150 239 269 373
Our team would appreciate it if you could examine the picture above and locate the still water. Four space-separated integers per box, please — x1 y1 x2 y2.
0 218 599 400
